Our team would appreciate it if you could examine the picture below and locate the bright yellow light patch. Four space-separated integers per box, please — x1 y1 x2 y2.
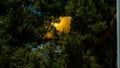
43 16 72 39
53 16 72 34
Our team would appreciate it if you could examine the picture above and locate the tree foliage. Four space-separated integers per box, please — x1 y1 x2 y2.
0 0 116 68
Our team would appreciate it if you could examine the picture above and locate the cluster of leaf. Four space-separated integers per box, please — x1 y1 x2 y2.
0 42 65 68
0 0 116 68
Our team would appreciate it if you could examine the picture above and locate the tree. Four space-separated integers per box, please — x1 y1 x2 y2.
0 0 116 68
